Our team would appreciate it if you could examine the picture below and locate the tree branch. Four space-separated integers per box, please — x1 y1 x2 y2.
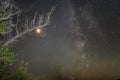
2 6 55 47
0 3 34 22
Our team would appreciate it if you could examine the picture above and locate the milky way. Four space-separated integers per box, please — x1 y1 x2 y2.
14 0 120 79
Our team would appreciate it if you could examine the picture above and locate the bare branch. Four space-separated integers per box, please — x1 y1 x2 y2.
15 14 20 35
38 14 44 25
0 10 23 22
0 4 34 22
31 12 37 27
2 6 56 47
24 16 29 30
44 6 56 24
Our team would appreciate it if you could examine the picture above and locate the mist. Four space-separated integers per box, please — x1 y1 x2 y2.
13 0 120 79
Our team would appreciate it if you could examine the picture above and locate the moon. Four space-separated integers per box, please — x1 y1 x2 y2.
35 28 42 34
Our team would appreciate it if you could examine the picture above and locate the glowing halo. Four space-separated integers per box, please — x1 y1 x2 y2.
35 28 42 34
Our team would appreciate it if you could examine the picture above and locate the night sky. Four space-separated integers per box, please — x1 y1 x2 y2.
14 0 120 79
